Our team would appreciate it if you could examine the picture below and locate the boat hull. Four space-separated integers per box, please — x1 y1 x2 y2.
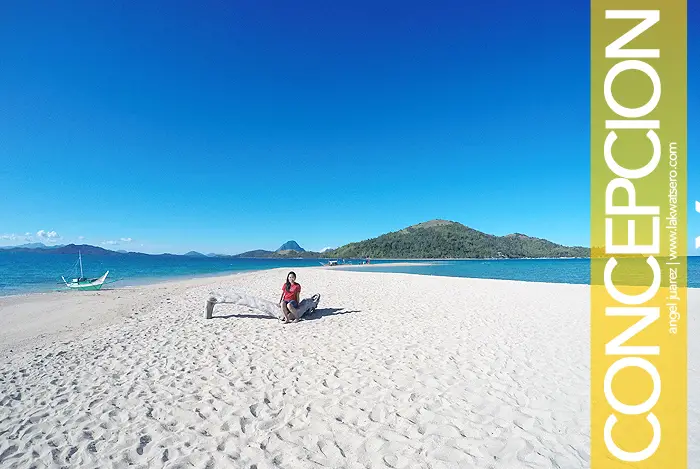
66 282 105 291
63 271 109 291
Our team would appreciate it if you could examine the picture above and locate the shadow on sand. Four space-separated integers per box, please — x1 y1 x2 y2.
212 307 359 321
302 308 359 320
212 312 278 320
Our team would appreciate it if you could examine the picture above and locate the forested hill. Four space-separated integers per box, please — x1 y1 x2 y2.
324 220 589 259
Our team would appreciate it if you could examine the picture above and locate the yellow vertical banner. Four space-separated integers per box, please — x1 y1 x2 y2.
591 1 687 468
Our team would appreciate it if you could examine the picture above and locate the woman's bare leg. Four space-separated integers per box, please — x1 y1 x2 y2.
286 302 300 321
280 303 293 322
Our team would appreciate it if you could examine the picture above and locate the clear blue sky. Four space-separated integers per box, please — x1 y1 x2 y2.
1 1 697 254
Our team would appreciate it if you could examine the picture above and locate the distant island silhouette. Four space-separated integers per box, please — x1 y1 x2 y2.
0 220 589 259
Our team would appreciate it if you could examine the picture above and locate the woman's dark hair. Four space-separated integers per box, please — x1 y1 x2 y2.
285 271 296 291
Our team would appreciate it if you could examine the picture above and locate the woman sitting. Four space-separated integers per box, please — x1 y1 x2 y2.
279 271 301 323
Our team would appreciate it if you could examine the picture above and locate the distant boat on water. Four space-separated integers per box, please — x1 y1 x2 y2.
61 251 109 291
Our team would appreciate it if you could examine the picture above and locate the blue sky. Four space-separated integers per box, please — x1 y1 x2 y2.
0 1 697 255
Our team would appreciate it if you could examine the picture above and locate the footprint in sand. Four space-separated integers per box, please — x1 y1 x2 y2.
240 416 250 434
136 435 152 455
65 446 78 463
0 445 18 464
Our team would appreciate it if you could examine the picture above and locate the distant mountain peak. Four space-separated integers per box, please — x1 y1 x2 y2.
184 251 206 257
400 219 460 234
0 242 63 250
276 240 305 252
20 242 48 248
408 219 458 229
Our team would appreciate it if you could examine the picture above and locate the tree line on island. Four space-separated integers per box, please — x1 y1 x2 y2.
321 220 589 259
1 220 590 259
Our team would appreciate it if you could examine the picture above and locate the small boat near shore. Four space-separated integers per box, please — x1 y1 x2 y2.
61 251 110 291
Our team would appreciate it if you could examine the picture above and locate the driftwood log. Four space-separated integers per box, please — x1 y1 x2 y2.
204 292 321 320
205 297 217 319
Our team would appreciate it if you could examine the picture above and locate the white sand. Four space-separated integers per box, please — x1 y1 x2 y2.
0 268 698 468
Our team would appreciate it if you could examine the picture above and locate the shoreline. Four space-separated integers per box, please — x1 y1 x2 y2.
0 259 561 298
0 263 586 301
0 268 596 357
0 270 243 299
0 269 266 356
4 265 696 355
0 266 307 299
4 258 698 299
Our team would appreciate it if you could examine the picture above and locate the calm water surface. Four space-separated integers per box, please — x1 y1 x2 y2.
1 252 697 296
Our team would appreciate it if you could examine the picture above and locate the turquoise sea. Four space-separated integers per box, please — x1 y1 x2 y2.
0 252 698 296
346 257 700 288
0 252 403 296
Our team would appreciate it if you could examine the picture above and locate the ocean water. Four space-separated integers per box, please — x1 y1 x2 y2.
343 257 700 288
1 252 698 296
0 252 401 296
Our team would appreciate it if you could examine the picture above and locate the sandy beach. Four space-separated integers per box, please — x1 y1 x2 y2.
1 268 698 468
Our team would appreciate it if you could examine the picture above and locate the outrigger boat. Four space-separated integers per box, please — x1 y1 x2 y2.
61 251 109 291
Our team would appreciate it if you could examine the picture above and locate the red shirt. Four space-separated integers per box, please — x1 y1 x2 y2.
282 282 301 301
